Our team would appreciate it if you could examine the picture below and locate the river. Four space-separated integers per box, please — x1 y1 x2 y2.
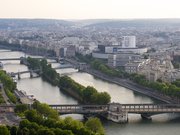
0 50 179 135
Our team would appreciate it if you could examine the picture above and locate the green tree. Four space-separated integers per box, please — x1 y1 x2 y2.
96 92 111 104
85 118 105 135
37 128 55 135
82 86 97 103
0 126 10 135
15 104 28 113
10 126 18 135
32 101 59 120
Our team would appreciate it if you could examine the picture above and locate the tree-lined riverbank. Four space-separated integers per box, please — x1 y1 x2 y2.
1 50 180 135
0 101 105 135
0 70 17 104
83 69 178 103
26 57 111 104
76 53 180 103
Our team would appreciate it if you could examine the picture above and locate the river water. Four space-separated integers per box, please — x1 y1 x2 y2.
0 50 180 135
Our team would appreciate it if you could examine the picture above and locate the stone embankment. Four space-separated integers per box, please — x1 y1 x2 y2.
83 69 179 104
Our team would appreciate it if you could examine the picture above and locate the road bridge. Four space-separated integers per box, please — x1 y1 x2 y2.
53 64 75 69
61 58 87 70
0 58 21 61
11 69 40 79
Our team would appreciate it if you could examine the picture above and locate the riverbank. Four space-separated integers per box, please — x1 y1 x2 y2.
82 68 179 104
60 87 83 102
26 57 111 105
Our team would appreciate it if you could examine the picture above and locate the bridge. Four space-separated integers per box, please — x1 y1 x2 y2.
0 103 180 123
10 69 41 79
49 103 180 123
60 58 87 70
50 104 108 114
53 64 75 69
0 58 21 61
0 50 12 53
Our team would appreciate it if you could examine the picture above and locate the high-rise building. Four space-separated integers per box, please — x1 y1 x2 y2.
122 36 136 48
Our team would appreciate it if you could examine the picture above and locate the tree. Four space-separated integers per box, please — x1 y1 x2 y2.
37 128 55 135
25 110 43 124
15 104 28 113
96 92 111 104
82 86 97 103
0 126 10 135
20 127 30 135
32 101 59 120
85 118 105 135
52 128 74 135
10 126 18 135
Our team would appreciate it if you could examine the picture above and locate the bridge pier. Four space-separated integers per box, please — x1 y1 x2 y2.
56 57 60 63
30 70 33 78
141 113 152 120
18 72 21 80
20 57 28 65
107 103 128 123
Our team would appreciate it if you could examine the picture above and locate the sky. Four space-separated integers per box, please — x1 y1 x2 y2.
0 0 180 20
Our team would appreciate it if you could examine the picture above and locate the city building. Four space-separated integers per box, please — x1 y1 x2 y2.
108 53 141 67
124 62 142 73
66 45 76 58
92 36 147 60
122 36 136 48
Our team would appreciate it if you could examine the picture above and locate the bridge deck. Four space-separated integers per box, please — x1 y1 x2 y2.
1 104 180 115
49 104 180 114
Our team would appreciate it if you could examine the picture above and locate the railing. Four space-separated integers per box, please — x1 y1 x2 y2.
50 104 108 114
50 104 180 114
13 69 40 75
1 104 180 114
121 104 180 113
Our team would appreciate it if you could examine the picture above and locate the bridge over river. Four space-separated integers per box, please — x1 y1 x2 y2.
50 103 180 123
1 103 180 123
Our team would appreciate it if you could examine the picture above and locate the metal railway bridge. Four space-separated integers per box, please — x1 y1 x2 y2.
49 104 180 114
1 103 180 123
49 103 180 123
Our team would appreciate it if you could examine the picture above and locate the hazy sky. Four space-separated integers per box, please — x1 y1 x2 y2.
0 0 180 19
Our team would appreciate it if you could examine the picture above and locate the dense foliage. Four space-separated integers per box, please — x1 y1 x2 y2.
76 53 180 100
90 60 127 78
27 57 59 85
0 125 10 135
0 93 5 104
59 76 111 104
27 57 111 104
7 101 105 135
76 53 127 78
130 73 180 98
0 70 17 103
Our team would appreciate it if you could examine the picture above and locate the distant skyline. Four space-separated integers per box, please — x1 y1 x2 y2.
1 0 180 20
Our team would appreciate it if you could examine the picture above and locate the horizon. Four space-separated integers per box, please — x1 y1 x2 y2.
1 0 180 19
1 17 180 21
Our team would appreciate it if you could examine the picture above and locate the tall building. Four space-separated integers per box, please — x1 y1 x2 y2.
108 53 141 67
66 45 76 58
122 36 136 48
59 45 75 58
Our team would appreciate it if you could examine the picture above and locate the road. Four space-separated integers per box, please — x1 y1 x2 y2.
83 68 179 104
0 112 21 126
0 86 11 105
